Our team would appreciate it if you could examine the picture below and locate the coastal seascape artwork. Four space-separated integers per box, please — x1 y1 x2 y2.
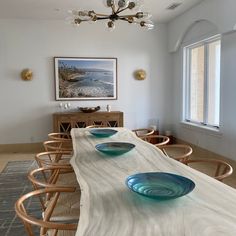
54 57 117 100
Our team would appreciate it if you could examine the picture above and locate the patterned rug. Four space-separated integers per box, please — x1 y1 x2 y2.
0 160 40 235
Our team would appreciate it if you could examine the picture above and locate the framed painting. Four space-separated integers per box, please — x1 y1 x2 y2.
54 57 117 100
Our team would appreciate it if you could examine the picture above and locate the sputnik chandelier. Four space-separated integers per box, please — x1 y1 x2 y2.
68 0 154 30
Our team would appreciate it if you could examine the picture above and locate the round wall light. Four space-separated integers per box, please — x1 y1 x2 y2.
134 69 146 80
21 69 33 81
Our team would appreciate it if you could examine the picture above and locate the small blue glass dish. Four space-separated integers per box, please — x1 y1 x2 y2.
126 172 195 200
90 129 118 138
95 142 135 156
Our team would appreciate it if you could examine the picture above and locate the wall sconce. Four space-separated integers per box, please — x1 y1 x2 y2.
134 69 146 80
21 69 33 81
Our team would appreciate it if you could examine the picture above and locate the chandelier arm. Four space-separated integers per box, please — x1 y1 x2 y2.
116 6 129 14
116 6 121 13
118 18 130 22
118 14 137 18
96 16 111 20
95 13 111 17
76 19 93 22
111 4 116 14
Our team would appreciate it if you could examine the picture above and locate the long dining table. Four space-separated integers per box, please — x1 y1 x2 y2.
70 127 236 236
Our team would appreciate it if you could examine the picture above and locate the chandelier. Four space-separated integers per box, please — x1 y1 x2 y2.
68 0 154 30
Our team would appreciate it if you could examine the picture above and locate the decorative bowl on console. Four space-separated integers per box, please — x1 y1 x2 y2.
79 106 101 113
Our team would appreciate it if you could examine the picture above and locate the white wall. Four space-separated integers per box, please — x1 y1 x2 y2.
168 0 236 160
168 0 236 52
0 19 171 144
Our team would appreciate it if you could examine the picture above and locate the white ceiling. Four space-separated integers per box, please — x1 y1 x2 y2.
0 0 204 23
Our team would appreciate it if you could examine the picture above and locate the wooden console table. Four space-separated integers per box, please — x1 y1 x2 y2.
53 111 123 133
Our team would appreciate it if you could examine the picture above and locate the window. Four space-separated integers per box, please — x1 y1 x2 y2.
184 36 221 129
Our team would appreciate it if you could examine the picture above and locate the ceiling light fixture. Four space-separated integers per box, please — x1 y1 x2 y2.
67 0 154 31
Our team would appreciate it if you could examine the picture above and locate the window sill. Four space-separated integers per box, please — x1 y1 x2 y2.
180 121 223 138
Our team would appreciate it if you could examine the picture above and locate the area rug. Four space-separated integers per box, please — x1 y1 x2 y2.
0 160 40 235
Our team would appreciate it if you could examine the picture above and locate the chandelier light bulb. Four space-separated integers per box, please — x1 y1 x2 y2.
107 21 115 31
74 18 82 25
92 15 98 22
78 11 91 21
127 16 134 23
88 10 95 16
87 11 97 22
128 2 136 9
107 21 114 28
104 0 115 7
140 20 154 30
118 0 129 8
135 12 145 18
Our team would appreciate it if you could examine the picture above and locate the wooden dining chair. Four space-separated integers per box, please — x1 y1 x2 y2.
15 188 78 236
159 144 193 162
28 166 80 222
35 151 72 168
140 135 170 147
28 166 79 190
184 159 233 181
43 140 73 153
48 132 72 141
132 128 155 138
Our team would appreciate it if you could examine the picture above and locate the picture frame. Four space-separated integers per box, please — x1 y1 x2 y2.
54 57 117 100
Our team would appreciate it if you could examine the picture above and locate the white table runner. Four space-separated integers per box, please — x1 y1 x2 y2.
70 128 236 236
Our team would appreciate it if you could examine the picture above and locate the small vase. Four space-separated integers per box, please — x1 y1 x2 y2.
106 105 111 112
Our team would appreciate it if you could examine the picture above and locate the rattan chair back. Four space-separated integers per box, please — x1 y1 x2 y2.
159 144 193 162
141 135 170 147
35 151 72 168
132 128 155 137
48 132 71 141
15 188 78 236
184 158 233 181
43 140 72 152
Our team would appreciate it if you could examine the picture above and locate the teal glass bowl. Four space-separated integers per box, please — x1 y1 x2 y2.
95 142 135 156
90 129 118 138
126 172 195 200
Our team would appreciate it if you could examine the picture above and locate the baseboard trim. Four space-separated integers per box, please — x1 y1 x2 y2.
0 143 44 153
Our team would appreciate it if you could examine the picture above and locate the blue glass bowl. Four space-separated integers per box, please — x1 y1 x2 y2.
90 129 118 138
126 172 195 200
95 142 135 156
